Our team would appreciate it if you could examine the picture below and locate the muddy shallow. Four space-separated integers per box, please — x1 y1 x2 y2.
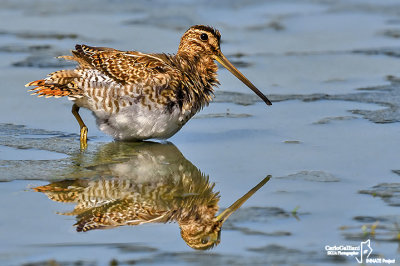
1 0 400 265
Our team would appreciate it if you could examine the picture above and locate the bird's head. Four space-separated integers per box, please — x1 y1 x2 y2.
180 220 222 250
178 25 272 106
179 175 271 250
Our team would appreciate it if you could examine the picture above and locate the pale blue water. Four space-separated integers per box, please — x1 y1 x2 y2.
1 0 400 265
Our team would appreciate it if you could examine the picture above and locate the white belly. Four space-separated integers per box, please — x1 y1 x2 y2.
93 105 192 141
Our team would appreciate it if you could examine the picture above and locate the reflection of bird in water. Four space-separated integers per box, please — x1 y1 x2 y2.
25 25 271 149
33 142 270 250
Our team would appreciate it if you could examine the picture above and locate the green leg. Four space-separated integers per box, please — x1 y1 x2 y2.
72 104 88 150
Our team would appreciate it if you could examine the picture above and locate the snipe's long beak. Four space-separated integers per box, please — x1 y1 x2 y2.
216 175 271 223
214 52 272 106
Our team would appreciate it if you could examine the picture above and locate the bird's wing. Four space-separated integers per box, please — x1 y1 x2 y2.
74 199 171 232
72 44 176 86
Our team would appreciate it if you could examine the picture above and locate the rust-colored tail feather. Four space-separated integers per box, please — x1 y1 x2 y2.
26 69 82 98
25 79 46 87
26 81 75 98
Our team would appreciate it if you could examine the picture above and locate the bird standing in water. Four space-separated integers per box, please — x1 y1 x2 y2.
26 25 272 148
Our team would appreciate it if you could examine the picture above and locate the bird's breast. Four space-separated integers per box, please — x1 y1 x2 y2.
95 101 196 140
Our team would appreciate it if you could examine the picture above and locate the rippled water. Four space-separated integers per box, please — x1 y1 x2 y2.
1 0 400 265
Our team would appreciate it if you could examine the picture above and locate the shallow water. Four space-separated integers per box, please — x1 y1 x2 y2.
1 0 400 265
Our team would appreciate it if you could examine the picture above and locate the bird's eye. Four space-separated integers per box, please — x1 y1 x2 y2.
201 238 208 244
200 33 208 41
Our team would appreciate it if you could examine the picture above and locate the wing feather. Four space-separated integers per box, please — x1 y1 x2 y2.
74 44 175 86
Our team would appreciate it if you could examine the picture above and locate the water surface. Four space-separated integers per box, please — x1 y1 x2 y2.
1 0 400 265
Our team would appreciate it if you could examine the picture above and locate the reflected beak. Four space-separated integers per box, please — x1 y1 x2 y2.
214 51 272 106
216 175 271 223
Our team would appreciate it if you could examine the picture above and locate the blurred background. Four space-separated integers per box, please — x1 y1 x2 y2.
1 0 400 265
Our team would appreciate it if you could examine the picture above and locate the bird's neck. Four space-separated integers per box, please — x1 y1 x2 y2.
172 51 219 111
175 51 219 85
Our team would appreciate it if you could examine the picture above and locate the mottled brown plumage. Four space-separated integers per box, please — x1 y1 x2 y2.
26 25 271 148
32 142 270 250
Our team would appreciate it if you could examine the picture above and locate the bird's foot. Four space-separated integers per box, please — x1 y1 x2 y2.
80 126 88 150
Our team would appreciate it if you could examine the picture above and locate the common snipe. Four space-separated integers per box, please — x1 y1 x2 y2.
32 142 271 250
26 25 271 148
